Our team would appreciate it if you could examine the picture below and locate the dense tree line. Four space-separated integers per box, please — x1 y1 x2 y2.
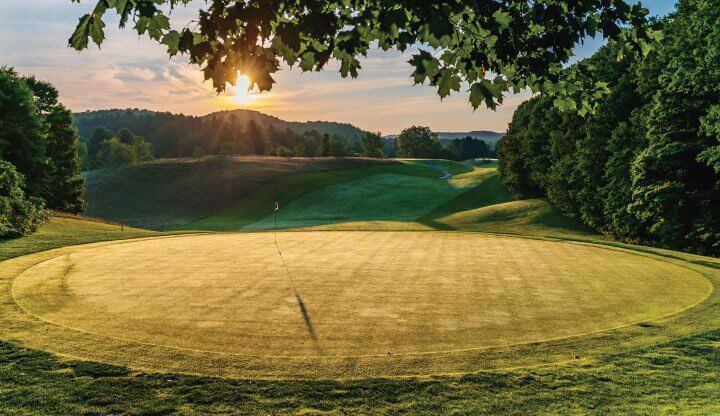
74 110 370 162
393 126 493 161
448 137 493 160
497 0 720 256
0 67 85 237
79 127 154 170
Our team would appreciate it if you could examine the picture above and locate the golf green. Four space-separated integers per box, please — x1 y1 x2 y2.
5 231 711 378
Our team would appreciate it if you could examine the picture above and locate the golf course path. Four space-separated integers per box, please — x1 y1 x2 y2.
426 160 453 179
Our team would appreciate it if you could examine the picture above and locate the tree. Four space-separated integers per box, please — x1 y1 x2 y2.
396 126 442 158
362 132 385 158
102 138 137 167
496 2 719 256
320 134 331 157
629 0 720 255
23 76 86 213
69 1 658 113
497 99 545 199
450 136 490 161
116 128 136 145
0 68 46 197
131 135 154 162
42 107 87 213
88 126 114 161
0 162 48 238
245 120 265 155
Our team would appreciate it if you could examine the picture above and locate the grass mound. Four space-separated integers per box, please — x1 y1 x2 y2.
84 156 394 230
83 156 595 240
0 214 154 262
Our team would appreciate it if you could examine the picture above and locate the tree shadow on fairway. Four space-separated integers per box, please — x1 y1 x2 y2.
295 292 321 353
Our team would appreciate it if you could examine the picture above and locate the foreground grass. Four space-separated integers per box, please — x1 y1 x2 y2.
1 307 719 414
1 217 719 414
11 231 707 379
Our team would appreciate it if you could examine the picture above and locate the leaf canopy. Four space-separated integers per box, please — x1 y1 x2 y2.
69 0 659 111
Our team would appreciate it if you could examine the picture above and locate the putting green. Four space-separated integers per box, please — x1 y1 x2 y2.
5 231 713 378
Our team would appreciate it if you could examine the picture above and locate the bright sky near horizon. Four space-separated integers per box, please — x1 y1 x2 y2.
0 1 676 134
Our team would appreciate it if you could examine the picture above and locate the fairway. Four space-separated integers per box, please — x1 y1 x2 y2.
8 231 711 378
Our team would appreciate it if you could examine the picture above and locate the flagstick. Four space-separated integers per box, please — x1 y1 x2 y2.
274 201 278 245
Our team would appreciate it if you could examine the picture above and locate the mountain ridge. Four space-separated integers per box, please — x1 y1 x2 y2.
72 108 367 140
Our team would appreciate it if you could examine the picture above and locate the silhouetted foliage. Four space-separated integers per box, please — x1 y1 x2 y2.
73 109 365 161
69 0 658 113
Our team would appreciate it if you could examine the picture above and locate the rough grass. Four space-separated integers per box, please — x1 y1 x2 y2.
0 216 155 262
183 160 445 231
84 156 394 230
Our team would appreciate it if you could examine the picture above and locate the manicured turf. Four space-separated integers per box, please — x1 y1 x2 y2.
7 231 712 379
2 161 720 414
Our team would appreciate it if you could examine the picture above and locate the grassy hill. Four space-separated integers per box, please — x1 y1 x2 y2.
84 156 392 230
0 213 155 262
84 156 595 239
208 109 366 139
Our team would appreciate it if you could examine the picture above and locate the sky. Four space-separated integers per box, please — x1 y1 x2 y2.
0 1 676 134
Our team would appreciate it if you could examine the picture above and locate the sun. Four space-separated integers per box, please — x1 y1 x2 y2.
231 75 256 105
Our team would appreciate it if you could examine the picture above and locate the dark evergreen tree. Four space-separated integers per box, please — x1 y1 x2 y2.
0 68 46 197
320 133 331 157
42 106 86 212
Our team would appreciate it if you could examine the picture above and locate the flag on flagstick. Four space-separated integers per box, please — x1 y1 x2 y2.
274 201 280 212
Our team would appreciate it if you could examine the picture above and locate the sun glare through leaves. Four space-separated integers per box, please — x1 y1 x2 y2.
231 74 255 105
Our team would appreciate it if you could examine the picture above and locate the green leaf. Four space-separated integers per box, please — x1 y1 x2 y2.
553 97 577 112
492 10 512 30
409 50 439 84
69 13 106 50
135 14 170 41
162 31 181 56
340 58 361 78
469 79 502 109
113 0 133 28
436 68 461 99
299 52 316 72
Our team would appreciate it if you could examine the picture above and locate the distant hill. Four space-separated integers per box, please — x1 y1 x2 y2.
73 108 366 141
207 109 366 140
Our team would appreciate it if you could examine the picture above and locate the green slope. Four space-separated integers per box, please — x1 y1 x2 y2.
84 156 393 230
84 155 594 238
0 214 155 261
